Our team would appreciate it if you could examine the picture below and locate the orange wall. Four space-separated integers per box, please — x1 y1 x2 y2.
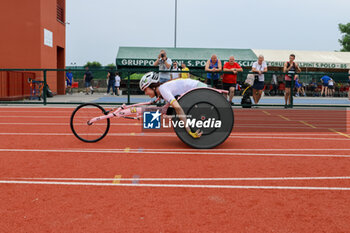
0 0 41 68
0 0 66 94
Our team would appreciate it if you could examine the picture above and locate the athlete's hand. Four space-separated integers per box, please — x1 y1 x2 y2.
189 129 203 139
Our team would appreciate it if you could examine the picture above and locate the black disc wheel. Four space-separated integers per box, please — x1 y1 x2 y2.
70 103 110 143
174 88 234 149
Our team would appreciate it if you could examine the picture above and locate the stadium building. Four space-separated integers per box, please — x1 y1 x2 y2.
0 0 66 100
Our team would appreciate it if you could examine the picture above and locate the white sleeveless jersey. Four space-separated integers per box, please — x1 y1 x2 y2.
158 78 201 104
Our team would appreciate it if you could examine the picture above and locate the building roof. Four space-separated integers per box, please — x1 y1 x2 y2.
116 46 350 69
253 49 350 69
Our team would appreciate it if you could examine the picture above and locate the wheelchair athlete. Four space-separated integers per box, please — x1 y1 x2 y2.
140 72 207 139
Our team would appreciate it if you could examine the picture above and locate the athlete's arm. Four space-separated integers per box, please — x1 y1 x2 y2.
171 100 202 138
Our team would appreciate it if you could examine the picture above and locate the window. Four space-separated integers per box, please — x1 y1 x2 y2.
57 0 64 23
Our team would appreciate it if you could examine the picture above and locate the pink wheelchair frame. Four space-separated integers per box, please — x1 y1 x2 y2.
88 87 228 125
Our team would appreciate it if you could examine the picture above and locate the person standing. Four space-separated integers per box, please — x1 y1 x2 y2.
65 69 73 95
270 74 278 96
83 66 94 95
171 61 181 80
154 50 172 83
252 55 268 104
283 54 301 107
115 72 121 96
106 68 116 95
327 78 335 97
181 63 190 79
205 54 222 88
320 75 332 97
222 56 243 105
348 70 350 100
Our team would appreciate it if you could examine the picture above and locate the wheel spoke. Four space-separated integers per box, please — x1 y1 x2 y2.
70 104 110 143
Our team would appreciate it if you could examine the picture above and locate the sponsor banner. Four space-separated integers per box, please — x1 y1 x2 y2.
117 59 255 68
117 58 349 69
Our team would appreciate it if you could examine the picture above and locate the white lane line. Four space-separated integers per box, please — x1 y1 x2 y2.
0 133 348 140
0 180 349 190
72 148 350 152
0 148 350 158
0 130 340 136
0 130 342 136
0 126 343 136
7 176 350 181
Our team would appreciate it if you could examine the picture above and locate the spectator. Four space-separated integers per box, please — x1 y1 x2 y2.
283 54 301 107
83 66 94 95
270 73 278 96
171 61 181 80
106 68 116 95
65 69 73 95
222 56 243 105
154 50 172 83
205 54 222 88
278 82 285 96
335 82 342 96
320 75 332 97
302 81 307 95
294 75 305 97
115 72 121 96
252 55 268 104
348 70 350 100
328 78 335 97
181 63 190 79
308 78 318 96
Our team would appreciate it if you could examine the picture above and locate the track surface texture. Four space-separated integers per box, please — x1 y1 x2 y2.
0 107 350 232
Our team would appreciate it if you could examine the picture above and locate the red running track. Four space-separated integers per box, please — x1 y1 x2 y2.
0 107 350 232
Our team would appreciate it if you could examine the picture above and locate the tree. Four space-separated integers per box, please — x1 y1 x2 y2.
338 23 350 52
84 61 102 68
106 63 116 69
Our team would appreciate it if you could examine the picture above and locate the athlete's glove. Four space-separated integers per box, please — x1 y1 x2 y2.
188 130 202 139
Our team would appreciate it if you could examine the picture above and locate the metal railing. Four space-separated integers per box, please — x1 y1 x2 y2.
0 68 349 107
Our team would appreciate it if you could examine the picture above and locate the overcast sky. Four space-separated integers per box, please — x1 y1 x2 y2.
66 0 350 66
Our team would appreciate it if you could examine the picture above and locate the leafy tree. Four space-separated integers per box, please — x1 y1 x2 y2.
106 63 116 69
338 23 350 52
84 61 102 68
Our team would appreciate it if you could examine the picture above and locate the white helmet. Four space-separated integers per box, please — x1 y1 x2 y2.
139 72 160 91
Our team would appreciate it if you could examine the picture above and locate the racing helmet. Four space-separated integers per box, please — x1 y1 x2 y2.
139 72 160 91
